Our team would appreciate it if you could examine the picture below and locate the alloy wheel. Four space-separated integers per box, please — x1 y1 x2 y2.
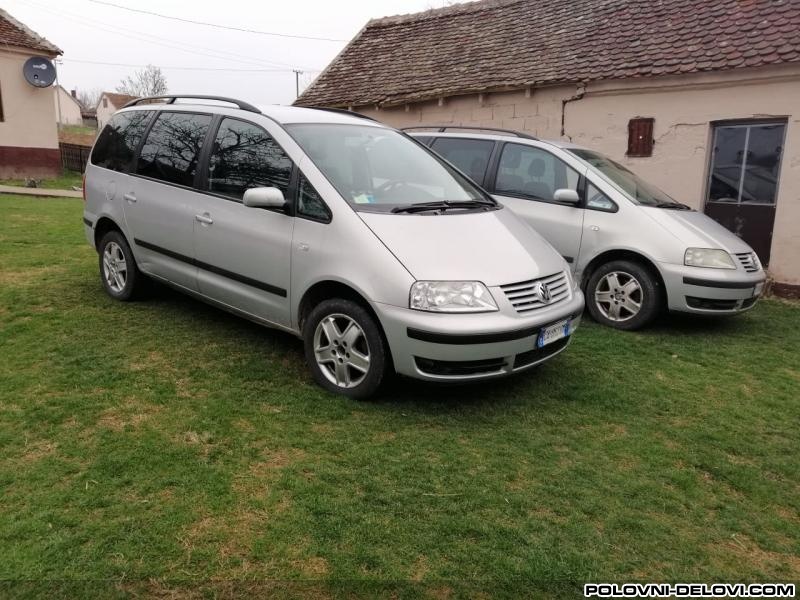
103 241 128 293
594 271 642 322
313 314 371 388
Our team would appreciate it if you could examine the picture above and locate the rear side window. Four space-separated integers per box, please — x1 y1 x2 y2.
136 112 212 187
207 118 293 201
431 138 494 184
90 110 152 173
495 143 579 201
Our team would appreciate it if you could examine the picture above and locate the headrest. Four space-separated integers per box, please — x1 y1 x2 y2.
528 158 545 177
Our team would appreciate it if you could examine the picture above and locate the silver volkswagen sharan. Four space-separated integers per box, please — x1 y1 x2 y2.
83 96 584 398
408 128 768 330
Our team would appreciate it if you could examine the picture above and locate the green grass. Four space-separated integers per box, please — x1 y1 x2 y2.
0 170 83 191
0 195 798 598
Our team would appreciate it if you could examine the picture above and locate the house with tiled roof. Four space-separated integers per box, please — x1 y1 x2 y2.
96 92 138 129
0 7 62 177
296 0 800 294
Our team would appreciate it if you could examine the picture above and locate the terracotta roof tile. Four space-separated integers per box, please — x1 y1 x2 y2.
296 0 800 108
0 8 61 55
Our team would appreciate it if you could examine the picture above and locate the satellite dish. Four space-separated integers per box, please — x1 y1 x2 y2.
23 56 56 88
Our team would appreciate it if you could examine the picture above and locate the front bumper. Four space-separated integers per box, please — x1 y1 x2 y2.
659 262 766 315
373 289 585 381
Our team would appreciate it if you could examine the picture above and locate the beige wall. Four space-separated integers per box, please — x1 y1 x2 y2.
358 66 800 286
54 86 83 126
0 48 59 149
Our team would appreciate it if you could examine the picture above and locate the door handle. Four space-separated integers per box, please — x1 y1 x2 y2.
123 192 137 204
195 213 214 225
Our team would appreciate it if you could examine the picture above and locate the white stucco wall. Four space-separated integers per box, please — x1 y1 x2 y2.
358 66 800 286
54 86 83 126
95 94 117 130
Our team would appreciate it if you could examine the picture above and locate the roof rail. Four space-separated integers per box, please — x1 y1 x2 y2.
305 106 378 122
402 125 538 140
122 95 261 114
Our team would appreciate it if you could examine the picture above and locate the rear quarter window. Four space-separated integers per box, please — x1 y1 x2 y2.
90 111 153 173
136 112 213 187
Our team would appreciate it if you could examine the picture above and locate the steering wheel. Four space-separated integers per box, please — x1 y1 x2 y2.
375 180 412 195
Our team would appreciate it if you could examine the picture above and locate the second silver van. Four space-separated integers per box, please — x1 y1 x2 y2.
409 128 767 330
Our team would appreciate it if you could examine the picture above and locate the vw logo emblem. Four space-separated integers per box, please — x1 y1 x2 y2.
537 282 552 304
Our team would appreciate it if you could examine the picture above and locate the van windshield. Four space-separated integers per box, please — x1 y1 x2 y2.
568 148 687 208
286 123 495 213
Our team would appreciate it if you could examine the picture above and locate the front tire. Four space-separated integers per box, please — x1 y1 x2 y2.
303 299 388 399
585 260 662 330
98 230 143 301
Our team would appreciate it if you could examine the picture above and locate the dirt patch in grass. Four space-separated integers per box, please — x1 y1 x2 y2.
19 439 57 463
0 265 67 287
96 396 165 432
711 534 800 578
292 556 329 577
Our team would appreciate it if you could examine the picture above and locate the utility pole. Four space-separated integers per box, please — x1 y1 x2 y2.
293 69 303 99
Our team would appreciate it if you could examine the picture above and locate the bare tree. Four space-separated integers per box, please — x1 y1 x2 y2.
116 64 168 97
76 87 102 109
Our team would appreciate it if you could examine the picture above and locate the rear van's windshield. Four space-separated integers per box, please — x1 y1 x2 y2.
286 123 491 213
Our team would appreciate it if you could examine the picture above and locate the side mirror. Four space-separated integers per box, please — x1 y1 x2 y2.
243 186 286 210
554 188 581 205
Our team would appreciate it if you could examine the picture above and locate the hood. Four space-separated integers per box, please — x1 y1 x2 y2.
358 208 567 286
641 208 755 254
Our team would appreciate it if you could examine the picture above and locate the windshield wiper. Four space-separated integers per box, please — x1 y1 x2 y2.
654 201 691 210
391 200 496 214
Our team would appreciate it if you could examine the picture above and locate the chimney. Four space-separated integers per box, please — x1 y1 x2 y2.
71 89 77 98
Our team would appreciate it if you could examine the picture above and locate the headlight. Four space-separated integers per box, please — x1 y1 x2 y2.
684 248 735 269
409 281 498 312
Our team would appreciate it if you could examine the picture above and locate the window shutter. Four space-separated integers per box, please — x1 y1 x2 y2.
627 118 654 157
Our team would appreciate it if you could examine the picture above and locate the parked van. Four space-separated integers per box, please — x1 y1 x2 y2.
83 96 584 398
408 128 767 330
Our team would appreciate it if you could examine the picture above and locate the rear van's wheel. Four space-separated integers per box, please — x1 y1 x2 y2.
303 298 388 399
98 230 143 301
585 260 662 330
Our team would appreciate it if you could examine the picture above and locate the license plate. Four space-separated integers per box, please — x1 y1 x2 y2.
537 319 572 348
754 282 765 297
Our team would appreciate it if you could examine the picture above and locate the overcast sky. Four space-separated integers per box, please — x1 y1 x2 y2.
5 0 465 106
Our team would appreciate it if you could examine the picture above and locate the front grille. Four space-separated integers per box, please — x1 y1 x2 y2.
735 252 760 272
513 337 570 369
500 271 569 314
686 296 738 311
414 356 507 377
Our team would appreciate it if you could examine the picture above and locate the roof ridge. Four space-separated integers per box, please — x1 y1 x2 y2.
0 7 62 54
367 0 525 27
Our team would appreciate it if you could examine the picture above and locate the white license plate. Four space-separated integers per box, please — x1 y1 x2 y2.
537 319 572 348
754 282 765 297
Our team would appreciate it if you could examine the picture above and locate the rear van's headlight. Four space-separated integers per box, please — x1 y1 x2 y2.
409 281 498 313
684 248 735 269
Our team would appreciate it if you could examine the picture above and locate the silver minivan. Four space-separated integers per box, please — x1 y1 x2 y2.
409 128 767 330
83 96 584 398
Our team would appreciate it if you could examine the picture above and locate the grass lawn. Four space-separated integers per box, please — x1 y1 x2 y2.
0 170 83 191
0 195 798 597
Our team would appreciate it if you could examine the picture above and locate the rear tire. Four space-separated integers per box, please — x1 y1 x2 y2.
585 260 661 330
303 298 387 399
98 230 143 301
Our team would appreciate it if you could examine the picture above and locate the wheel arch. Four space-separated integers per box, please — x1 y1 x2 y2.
297 279 394 369
93 216 126 250
581 249 667 302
